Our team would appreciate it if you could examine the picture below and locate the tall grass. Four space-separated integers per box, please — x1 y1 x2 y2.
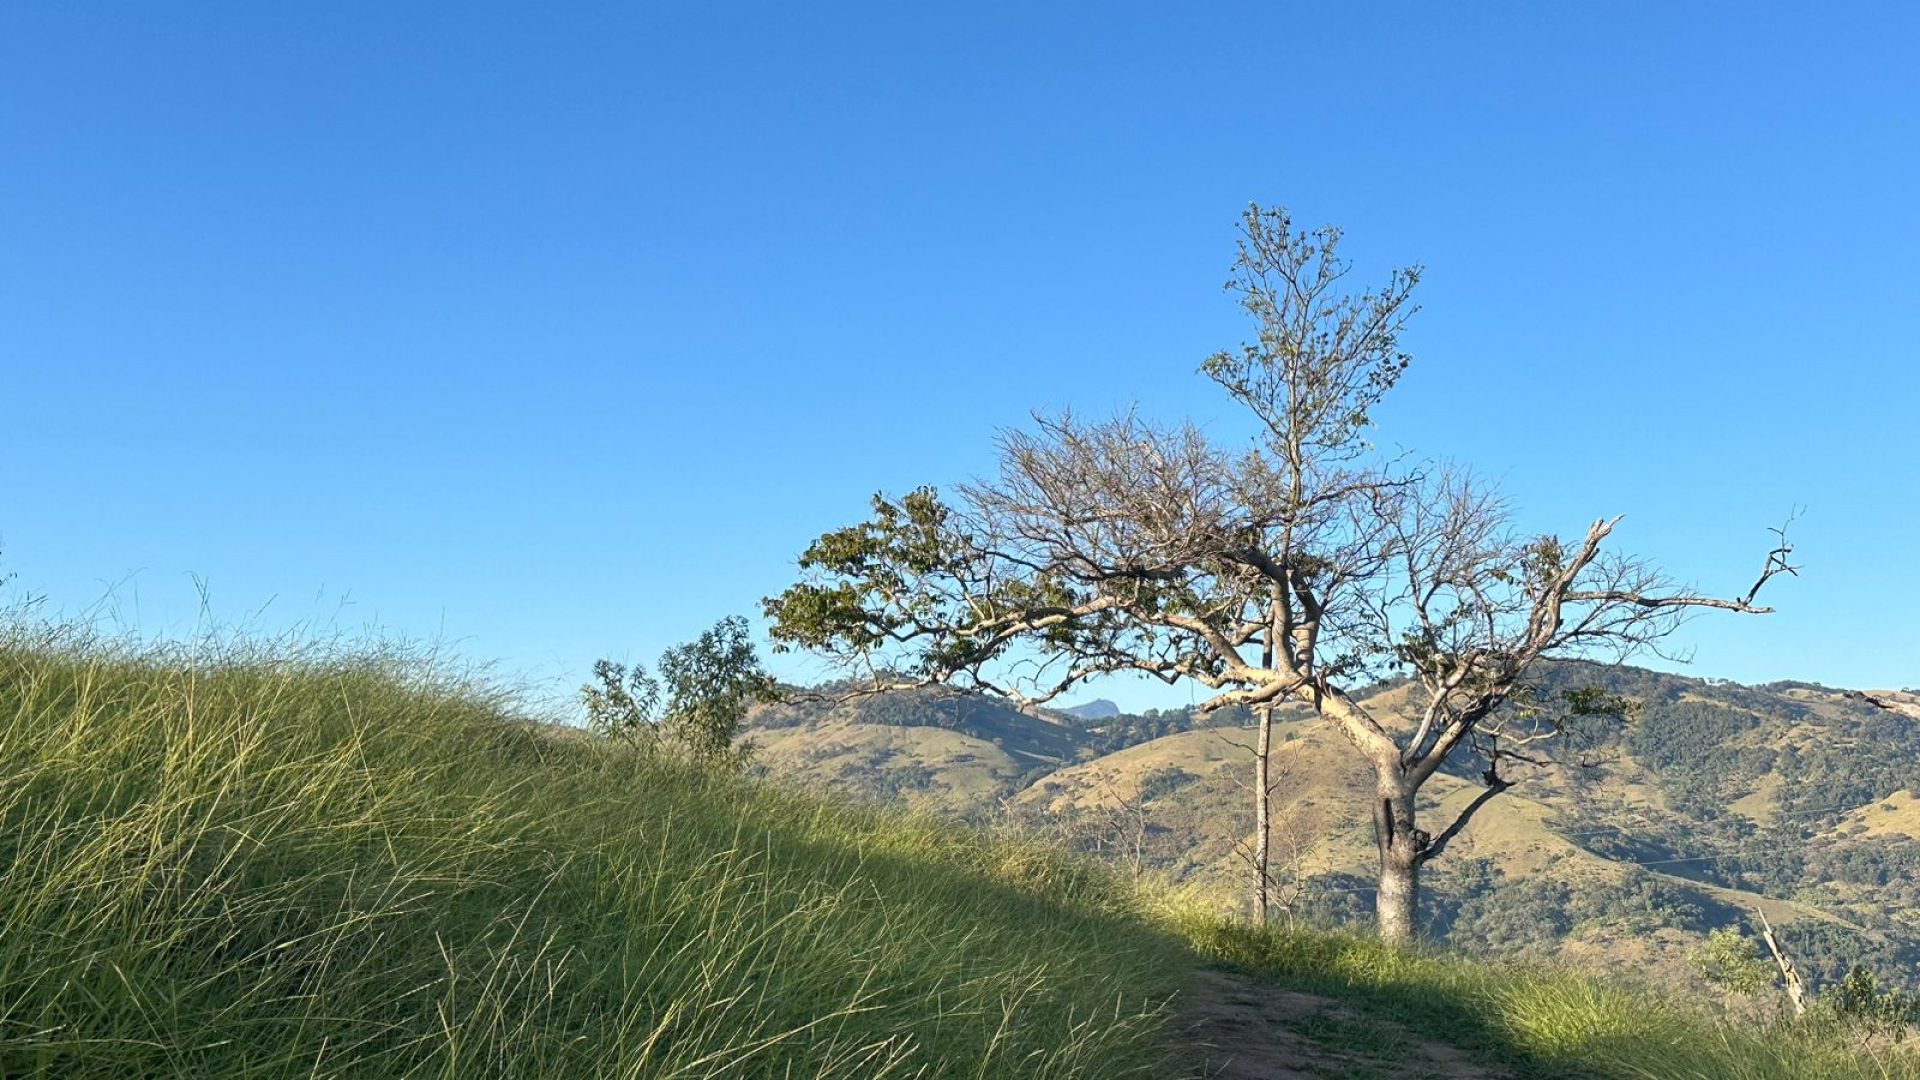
7 622 1915 1079
1181 917 1920 1080
0 626 1188 1078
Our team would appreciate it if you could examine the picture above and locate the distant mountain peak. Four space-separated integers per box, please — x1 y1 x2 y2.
1059 699 1120 720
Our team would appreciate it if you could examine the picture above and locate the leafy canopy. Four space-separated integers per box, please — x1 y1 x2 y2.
583 615 776 769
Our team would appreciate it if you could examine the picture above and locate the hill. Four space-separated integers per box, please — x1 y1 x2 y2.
3 629 1918 1077
748 682 1088 812
1058 698 1121 720
0 633 1184 1077
751 661 1920 993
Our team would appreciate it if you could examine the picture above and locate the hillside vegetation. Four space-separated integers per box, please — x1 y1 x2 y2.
748 661 1920 994
2 626 1916 1078
0 627 1186 1077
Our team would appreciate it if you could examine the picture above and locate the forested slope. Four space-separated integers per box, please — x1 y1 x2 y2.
748 661 1920 991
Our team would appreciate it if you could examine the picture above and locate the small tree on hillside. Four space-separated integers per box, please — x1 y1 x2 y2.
1820 966 1920 1043
765 204 1793 943
584 615 776 770
1230 713 1310 925
1692 926 1777 999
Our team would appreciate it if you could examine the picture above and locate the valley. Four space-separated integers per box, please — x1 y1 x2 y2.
746 662 1920 993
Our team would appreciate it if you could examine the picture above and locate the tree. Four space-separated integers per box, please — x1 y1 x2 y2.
583 615 776 770
1227 706 1310 925
765 204 1793 943
1092 777 1157 882
1819 965 1920 1042
1252 697 1277 924
1692 925 1777 998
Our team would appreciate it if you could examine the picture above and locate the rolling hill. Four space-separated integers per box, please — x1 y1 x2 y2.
4 627 1916 1078
0 634 1185 1077
747 661 1920 992
749 682 1089 812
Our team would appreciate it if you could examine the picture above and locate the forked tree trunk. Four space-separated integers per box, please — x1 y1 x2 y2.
1372 771 1422 944
1253 701 1274 924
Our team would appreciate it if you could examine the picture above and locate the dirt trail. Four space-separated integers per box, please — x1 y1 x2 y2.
1181 969 1510 1080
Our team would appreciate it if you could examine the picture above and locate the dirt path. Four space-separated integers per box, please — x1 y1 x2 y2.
1180 969 1511 1080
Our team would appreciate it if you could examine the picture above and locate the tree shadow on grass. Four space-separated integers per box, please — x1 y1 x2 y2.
1183 921 1612 1080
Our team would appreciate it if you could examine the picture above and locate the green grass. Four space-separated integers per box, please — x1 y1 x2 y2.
1 622 1913 1079
0 626 1188 1077
1181 917 1920 1080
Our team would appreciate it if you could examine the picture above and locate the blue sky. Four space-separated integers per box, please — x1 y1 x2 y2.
3 3 1915 712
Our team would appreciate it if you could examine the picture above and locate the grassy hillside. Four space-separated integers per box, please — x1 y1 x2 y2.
747 683 1088 813
1183 919 1920 1080
755 681 1088 763
754 662 1920 993
753 719 1037 814
0 628 1186 1077
3 626 1915 1079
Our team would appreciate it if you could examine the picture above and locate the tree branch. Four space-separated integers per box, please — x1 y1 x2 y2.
1416 772 1514 866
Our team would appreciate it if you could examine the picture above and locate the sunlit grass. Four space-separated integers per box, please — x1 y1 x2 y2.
0 624 1186 1077
1180 916 1920 1080
2 620 1913 1079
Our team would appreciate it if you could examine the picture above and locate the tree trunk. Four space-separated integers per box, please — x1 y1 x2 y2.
1372 771 1422 945
1755 908 1806 1018
1253 702 1274 924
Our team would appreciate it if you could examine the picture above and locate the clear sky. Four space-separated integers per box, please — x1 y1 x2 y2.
3 3 1915 713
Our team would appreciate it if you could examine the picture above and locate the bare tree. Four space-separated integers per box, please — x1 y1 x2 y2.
1754 908 1808 1019
1229 706 1303 925
766 204 1794 943
1253 697 1276 924
1094 777 1156 882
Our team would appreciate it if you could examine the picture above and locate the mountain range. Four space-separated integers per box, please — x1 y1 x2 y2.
746 664 1920 993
